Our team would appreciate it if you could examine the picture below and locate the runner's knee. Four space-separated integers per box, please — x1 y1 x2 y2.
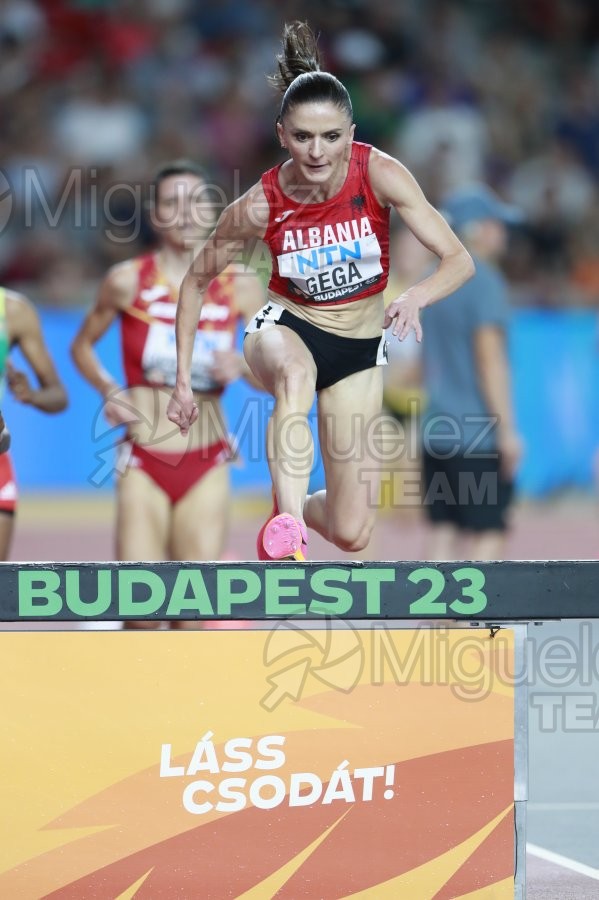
330 515 374 552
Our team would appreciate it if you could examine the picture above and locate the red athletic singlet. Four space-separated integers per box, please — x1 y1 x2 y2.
262 142 390 307
121 254 237 393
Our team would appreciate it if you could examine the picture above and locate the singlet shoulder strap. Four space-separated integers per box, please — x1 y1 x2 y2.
261 164 285 208
137 253 159 290
350 141 373 178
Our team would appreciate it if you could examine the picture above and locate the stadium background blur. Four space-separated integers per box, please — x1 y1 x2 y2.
1 0 599 559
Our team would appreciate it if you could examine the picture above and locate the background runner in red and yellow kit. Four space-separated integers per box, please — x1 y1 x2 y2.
72 160 264 626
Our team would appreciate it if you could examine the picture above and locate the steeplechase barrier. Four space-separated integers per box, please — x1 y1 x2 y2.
2 559 597 898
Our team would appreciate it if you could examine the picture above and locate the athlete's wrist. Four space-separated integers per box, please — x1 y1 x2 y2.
175 374 192 392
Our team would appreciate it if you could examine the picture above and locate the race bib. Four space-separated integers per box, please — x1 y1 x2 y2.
277 233 383 304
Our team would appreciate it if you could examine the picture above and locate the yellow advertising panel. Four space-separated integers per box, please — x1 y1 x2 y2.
0 626 514 898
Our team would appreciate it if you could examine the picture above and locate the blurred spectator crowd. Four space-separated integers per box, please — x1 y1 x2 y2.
1 0 598 310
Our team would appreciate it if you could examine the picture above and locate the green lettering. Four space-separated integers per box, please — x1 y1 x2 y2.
18 570 62 616
308 568 353 615
216 569 261 615
351 569 396 614
167 570 214 616
265 568 306 615
65 569 111 616
408 568 446 615
119 569 166 616
450 567 487 615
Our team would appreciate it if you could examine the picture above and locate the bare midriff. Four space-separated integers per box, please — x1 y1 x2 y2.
126 386 228 452
267 289 385 339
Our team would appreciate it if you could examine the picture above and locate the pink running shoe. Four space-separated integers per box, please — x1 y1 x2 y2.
256 491 279 560
261 514 308 561
297 518 308 559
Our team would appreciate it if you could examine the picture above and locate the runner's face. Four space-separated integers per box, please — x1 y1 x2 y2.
151 173 216 249
278 102 355 189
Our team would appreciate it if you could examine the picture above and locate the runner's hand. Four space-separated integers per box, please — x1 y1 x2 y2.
167 384 198 436
383 292 423 342
6 360 35 404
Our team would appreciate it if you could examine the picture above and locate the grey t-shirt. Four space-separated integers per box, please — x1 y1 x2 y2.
421 256 510 455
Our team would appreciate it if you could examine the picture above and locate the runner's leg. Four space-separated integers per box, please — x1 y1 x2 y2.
304 366 384 553
117 468 171 629
244 326 317 520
